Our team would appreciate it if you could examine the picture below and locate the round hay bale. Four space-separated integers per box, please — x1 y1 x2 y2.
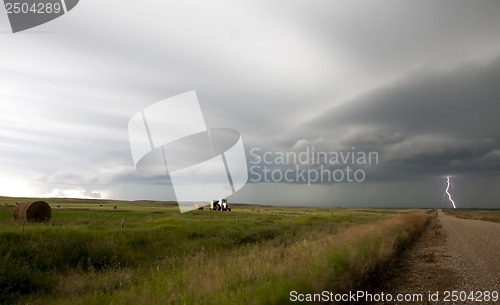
13 201 52 223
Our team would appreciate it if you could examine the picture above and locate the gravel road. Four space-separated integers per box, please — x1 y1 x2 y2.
377 210 500 304
438 209 500 291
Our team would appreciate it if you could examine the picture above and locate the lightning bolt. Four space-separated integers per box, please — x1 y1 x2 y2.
445 176 456 209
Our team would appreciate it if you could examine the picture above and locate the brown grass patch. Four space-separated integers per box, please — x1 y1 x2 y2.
152 212 429 304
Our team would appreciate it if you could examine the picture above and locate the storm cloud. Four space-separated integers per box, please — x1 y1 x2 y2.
1 0 499 207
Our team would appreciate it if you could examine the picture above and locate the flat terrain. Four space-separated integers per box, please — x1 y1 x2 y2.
0 197 428 305
381 210 500 304
444 209 500 224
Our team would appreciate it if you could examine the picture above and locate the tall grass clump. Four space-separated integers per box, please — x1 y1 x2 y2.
192 212 428 304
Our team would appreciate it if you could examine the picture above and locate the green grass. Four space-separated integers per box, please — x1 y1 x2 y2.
0 197 428 304
443 209 500 223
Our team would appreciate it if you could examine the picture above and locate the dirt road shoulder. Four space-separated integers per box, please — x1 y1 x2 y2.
377 210 499 304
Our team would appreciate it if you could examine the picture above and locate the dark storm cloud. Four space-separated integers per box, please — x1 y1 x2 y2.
292 57 500 181
312 1 500 67
311 59 500 137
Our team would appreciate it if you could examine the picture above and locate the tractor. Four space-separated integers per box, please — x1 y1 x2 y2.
210 198 231 211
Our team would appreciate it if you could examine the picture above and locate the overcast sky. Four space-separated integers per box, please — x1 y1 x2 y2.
1 0 499 208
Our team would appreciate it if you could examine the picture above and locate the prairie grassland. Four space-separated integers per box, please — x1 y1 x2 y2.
0 197 429 304
443 209 500 223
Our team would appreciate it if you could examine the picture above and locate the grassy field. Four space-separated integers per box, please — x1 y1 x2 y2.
443 209 500 223
0 197 429 304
